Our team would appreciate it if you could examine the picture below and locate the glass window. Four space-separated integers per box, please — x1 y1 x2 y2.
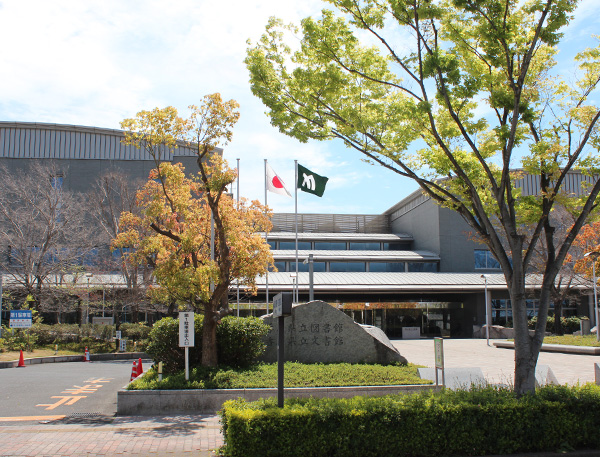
279 241 311 250
81 248 99 266
297 261 326 272
267 241 277 249
407 262 438 272
349 242 381 251
314 242 346 250
474 250 501 269
383 242 411 251
50 176 63 189
492 299 510 326
369 262 405 272
329 262 366 272
269 261 287 272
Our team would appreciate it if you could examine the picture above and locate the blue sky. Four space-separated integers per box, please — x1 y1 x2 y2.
0 0 599 215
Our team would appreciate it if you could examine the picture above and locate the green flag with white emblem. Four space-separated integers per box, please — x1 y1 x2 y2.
297 164 328 197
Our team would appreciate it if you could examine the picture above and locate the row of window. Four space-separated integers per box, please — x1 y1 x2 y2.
268 240 411 251
7 246 132 268
490 299 577 325
271 261 439 273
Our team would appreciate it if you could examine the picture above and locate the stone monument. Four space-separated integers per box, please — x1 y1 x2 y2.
261 300 407 364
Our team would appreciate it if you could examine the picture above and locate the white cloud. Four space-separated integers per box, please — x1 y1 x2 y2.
0 0 597 216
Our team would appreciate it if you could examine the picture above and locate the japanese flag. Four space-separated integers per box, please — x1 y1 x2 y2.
266 163 291 197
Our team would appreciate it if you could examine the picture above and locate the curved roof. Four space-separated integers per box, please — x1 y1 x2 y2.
266 232 412 241
0 121 221 161
254 272 590 293
272 249 439 262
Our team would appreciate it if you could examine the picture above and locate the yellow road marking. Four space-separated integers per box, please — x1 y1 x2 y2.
0 415 65 422
36 395 87 410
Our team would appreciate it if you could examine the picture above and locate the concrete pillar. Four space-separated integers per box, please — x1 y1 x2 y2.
595 363 600 386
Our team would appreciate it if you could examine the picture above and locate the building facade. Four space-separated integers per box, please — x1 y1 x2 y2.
0 121 201 191
0 121 594 336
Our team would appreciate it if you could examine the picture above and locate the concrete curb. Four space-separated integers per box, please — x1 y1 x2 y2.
485 451 600 457
117 384 440 415
0 352 148 369
493 341 600 355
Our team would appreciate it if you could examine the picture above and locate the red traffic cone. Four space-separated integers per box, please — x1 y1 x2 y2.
137 358 143 377
130 359 138 381
83 347 90 362
17 349 26 368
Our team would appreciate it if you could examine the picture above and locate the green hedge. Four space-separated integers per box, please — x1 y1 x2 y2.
145 315 269 373
528 316 583 334
120 322 151 341
220 385 600 457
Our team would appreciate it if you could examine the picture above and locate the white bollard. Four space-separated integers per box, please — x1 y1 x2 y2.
595 363 600 386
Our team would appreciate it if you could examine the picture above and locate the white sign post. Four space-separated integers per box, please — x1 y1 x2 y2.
434 337 445 387
179 312 194 381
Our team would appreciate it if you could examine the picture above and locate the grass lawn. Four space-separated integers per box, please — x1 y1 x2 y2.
128 362 431 390
0 347 82 362
543 334 600 347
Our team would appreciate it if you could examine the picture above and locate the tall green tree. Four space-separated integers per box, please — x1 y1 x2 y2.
246 0 600 394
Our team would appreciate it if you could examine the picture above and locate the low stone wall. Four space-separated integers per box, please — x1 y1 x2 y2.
117 384 439 416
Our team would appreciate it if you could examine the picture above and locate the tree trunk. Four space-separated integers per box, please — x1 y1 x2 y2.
508 261 545 395
132 302 139 323
553 301 564 335
201 303 218 367
167 300 176 317
76 299 83 328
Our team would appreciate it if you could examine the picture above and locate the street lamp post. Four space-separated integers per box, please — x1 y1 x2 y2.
85 273 93 325
289 273 297 304
481 274 490 346
584 251 600 342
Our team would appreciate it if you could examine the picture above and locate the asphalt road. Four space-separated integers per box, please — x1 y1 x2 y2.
0 359 149 422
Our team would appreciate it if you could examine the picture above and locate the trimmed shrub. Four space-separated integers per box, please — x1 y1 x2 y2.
0 327 37 351
217 316 269 368
145 315 270 373
120 322 151 341
220 385 600 457
145 315 204 373
127 362 428 390
528 315 582 334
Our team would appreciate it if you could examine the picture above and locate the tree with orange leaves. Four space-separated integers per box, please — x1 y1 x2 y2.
572 221 600 284
117 95 273 367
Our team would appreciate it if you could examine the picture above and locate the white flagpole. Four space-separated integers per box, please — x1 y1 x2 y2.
294 159 299 304
264 159 269 314
236 158 240 317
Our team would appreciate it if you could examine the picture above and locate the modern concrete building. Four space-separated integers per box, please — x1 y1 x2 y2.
256 193 592 338
0 121 594 336
0 121 201 191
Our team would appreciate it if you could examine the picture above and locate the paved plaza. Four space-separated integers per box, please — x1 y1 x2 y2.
0 339 598 456
391 338 599 386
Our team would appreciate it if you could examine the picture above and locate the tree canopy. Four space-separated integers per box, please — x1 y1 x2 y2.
246 0 600 393
118 95 273 366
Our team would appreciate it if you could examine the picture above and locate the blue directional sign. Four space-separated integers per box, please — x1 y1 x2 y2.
10 310 33 328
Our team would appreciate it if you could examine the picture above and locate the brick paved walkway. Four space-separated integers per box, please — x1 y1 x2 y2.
0 415 222 456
